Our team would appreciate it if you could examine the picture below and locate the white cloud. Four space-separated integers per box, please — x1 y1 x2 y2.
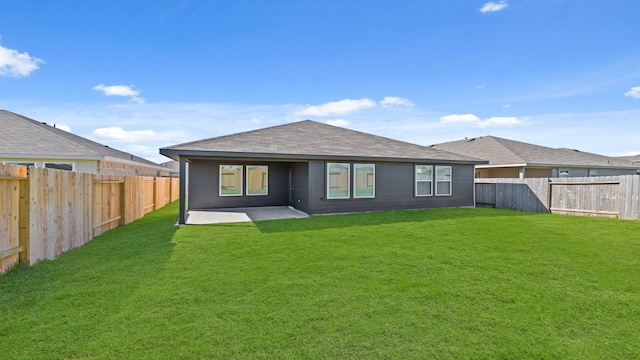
54 124 72 132
624 86 640 99
440 114 481 124
89 127 184 143
326 119 350 127
380 96 415 108
93 84 145 104
0 42 44 77
502 104 511 108
476 116 527 128
479 1 509 13
440 114 527 128
295 98 376 117
616 151 640 157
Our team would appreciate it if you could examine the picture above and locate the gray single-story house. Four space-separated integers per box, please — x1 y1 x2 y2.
160 120 486 224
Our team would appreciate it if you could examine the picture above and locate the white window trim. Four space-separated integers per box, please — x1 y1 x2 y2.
246 165 269 196
435 166 452 196
327 162 351 199
219 165 243 197
353 164 375 199
415 165 433 197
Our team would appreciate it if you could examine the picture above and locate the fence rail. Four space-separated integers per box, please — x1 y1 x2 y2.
476 175 640 220
1 164 179 273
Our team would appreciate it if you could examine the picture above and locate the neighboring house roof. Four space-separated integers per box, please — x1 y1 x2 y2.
160 160 180 176
430 135 637 169
160 120 486 164
617 155 640 165
0 109 163 169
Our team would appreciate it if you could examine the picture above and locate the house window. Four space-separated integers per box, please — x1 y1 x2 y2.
220 165 243 196
415 165 433 196
559 169 570 178
246 165 268 196
435 166 452 196
327 163 350 199
6 162 34 168
354 164 375 198
589 169 598 177
45 162 73 171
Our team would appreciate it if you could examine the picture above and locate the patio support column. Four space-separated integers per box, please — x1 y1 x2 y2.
519 167 525 179
179 157 187 224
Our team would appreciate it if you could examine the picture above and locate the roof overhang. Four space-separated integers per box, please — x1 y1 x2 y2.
0 153 102 161
159 149 488 165
1 154 166 171
476 163 639 170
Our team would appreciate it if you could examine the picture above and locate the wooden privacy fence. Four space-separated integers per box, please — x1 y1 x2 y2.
476 175 640 220
0 163 179 273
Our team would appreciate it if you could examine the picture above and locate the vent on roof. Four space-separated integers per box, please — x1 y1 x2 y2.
466 138 476 142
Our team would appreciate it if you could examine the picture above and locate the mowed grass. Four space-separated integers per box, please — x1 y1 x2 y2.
1 203 640 359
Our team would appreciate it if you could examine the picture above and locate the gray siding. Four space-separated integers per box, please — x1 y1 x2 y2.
185 158 476 215
187 160 289 209
306 160 475 214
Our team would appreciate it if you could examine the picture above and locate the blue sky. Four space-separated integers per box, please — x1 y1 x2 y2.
2 0 640 163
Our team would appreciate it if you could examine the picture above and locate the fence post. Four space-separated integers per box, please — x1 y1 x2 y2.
547 178 552 213
119 179 125 226
153 178 158 210
18 177 30 263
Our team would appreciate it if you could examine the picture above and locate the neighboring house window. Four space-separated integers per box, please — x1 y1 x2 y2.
589 169 598 177
415 165 433 196
220 165 243 196
559 169 570 178
354 164 375 198
246 165 268 196
327 163 350 199
45 162 73 171
435 166 452 196
6 162 34 167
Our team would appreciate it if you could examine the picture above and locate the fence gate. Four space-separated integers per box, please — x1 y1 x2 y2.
0 164 28 272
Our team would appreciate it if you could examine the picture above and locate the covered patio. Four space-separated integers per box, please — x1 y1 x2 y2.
184 206 309 225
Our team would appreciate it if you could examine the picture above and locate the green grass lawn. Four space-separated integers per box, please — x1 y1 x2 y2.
1 203 640 359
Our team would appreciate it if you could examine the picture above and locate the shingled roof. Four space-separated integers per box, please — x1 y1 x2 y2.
431 135 637 169
0 110 162 168
160 120 485 164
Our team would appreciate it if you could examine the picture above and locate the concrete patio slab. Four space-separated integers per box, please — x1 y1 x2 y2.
185 206 309 225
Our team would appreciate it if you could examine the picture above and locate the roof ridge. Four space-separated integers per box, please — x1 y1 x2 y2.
487 136 530 163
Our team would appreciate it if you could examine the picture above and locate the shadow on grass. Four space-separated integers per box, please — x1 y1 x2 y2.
0 203 180 357
209 207 546 234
